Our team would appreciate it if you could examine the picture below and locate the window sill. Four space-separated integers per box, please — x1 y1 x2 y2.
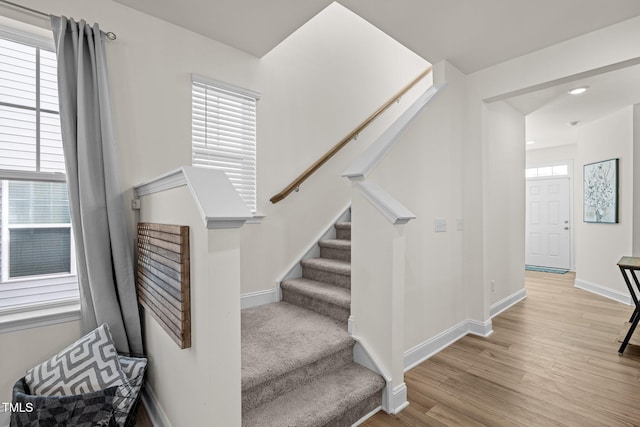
0 299 80 334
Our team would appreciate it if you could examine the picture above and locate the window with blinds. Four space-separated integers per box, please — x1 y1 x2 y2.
192 76 259 212
0 26 78 313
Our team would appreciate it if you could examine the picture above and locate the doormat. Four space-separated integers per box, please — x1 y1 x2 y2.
525 265 569 274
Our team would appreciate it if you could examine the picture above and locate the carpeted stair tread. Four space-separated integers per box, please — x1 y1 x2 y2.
301 257 351 276
318 239 351 250
241 302 352 391
334 222 351 241
281 278 351 309
242 363 385 427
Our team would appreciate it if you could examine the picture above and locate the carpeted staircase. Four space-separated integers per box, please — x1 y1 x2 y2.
241 220 385 426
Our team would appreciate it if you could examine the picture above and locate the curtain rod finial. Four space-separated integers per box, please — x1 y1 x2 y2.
106 32 116 40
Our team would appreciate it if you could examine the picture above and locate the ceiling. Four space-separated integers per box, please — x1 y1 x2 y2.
507 64 640 151
112 0 640 149
112 0 640 74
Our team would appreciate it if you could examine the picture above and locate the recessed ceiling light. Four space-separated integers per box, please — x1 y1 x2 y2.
527 140 536 145
568 86 589 95
568 121 581 127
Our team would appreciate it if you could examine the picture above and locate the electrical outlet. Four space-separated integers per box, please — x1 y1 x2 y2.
491 280 496 292
457 218 463 231
434 218 447 232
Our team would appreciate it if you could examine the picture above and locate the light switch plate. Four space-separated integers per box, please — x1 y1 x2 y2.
435 218 447 232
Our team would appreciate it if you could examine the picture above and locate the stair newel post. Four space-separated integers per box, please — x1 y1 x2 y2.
349 180 415 414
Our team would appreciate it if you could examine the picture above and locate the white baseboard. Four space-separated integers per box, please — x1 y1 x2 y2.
490 288 527 318
466 319 493 337
574 279 632 305
352 405 382 426
391 383 409 414
141 384 172 427
404 319 493 372
240 288 279 309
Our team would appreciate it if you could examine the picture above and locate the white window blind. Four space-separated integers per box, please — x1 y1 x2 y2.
192 76 259 212
0 27 78 313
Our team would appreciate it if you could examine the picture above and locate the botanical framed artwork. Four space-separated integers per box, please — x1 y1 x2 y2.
583 158 618 223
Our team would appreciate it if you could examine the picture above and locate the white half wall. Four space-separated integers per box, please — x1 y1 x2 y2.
139 186 242 426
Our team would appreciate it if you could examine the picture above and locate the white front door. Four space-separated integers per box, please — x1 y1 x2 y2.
525 177 571 269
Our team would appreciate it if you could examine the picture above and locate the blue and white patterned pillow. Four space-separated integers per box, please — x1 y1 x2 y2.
25 324 127 396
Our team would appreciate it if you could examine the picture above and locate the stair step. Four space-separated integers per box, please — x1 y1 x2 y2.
242 363 385 427
319 239 351 262
335 222 351 241
301 257 351 289
281 278 350 324
241 302 353 413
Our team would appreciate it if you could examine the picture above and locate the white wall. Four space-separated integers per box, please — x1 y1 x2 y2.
465 14 640 324
242 3 430 294
575 108 633 296
0 321 81 403
484 101 526 306
0 1 429 424
633 104 640 256
368 60 466 351
526 144 577 167
12 1 428 298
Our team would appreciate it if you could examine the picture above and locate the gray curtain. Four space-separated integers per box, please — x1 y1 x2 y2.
51 16 143 355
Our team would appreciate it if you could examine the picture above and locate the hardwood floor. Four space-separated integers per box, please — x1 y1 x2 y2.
363 271 640 427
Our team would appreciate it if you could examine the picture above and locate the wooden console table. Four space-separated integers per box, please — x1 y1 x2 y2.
617 256 640 355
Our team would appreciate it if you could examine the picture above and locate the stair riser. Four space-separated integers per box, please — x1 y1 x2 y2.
282 288 350 325
326 390 384 427
303 266 350 289
335 228 351 241
242 345 354 414
320 246 351 262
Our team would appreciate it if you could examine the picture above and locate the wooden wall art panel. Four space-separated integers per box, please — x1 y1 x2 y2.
137 222 191 349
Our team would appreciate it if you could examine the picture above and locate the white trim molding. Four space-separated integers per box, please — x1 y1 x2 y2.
391 383 409 414
352 405 382 426
404 319 493 372
191 73 261 100
0 301 80 334
277 205 350 284
490 288 527 318
343 84 443 180
140 385 172 427
241 288 279 309
358 182 415 225
574 278 632 305
133 166 254 229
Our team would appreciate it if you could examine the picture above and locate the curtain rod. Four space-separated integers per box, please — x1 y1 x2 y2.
0 0 117 40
